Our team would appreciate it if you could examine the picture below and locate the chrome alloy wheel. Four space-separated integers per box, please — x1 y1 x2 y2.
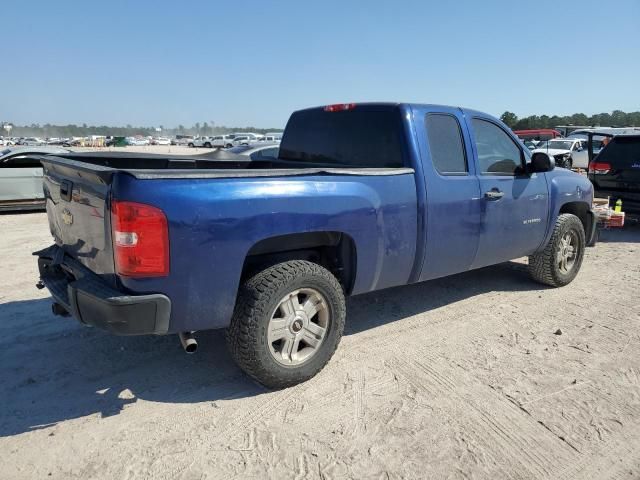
557 231 578 274
268 288 329 366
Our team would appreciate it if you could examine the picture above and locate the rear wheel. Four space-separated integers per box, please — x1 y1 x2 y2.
188 143 194 148
227 260 346 389
225 143 232 148
528 213 585 287
204 142 212 148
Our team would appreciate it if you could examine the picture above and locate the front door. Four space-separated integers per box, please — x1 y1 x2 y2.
466 116 549 269
413 106 482 281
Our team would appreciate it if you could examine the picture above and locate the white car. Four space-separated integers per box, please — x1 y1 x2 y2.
190 136 216 148
533 138 588 169
172 135 195 146
18 137 47 146
231 136 253 146
0 146 71 211
151 137 172 145
126 137 150 146
211 135 236 148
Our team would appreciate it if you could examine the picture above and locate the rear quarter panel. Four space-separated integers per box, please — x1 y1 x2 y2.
112 172 418 332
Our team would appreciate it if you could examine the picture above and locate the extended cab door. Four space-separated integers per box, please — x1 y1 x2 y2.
413 106 482 281
466 115 549 268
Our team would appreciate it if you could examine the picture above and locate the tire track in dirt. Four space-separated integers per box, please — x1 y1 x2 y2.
388 355 577 479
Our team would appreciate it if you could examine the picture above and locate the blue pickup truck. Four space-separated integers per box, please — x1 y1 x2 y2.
34 103 597 388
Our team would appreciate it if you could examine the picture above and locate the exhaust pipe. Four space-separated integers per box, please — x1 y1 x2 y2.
179 332 198 354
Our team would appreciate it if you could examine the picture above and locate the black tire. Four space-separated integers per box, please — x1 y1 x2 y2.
528 213 585 287
188 143 194 148
204 142 212 148
227 260 346 389
225 143 232 148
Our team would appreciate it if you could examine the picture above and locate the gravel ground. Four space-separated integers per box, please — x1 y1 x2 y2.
1 212 639 479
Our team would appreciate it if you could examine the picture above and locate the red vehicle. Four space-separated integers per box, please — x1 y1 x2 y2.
513 129 563 141
514 129 563 150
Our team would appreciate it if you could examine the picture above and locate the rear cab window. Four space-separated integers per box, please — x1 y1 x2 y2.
279 106 405 168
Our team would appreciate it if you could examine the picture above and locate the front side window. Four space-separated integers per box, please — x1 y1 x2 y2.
425 114 467 175
471 118 523 175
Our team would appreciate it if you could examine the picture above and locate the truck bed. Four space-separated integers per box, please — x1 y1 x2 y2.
38 151 413 180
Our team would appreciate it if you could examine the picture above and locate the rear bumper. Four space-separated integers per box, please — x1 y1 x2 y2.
35 245 171 335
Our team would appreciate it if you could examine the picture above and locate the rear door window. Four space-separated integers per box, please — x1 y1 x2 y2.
279 108 405 167
425 114 467 175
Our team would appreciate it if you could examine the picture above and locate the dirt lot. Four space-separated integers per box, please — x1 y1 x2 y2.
1 212 639 479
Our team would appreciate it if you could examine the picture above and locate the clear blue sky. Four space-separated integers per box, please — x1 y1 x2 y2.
2 0 639 128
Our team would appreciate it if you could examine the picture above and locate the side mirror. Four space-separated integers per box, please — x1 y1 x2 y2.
529 152 555 173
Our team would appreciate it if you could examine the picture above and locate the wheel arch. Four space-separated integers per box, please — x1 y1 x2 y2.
241 231 357 295
558 201 592 237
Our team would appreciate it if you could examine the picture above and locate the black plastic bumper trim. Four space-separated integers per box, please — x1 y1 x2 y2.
35 245 171 335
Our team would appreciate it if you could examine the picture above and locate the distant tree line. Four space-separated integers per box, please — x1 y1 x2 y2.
0 121 284 138
499 110 640 131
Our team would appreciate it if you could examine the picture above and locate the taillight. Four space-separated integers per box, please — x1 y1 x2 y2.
111 200 169 277
324 103 356 112
589 162 611 175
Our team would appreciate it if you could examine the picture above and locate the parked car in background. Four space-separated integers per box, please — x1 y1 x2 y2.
226 143 280 160
588 135 640 214
62 138 84 147
231 135 252 146
189 136 216 148
533 138 588 169
18 137 47 146
262 135 282 143
33 102 596 388
172 135 195 146
211 135 236 148
151 137 172 145
125 137 150 146
0 146 71 211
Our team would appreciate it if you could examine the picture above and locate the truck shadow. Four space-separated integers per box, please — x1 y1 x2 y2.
0 257 595 437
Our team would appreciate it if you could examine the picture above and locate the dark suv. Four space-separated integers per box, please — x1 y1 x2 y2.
589 135 640 213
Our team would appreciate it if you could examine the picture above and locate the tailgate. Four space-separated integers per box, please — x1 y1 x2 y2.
40 156 116 276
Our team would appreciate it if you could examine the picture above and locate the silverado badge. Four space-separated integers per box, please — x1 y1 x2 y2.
61 208 73 226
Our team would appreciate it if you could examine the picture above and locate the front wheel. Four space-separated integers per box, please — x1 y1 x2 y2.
227 260 346 389
528 213 585 287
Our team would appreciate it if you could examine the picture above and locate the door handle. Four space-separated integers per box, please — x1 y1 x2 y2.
484 189 504 200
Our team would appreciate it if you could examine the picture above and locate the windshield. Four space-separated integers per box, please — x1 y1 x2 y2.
537 140 573 150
